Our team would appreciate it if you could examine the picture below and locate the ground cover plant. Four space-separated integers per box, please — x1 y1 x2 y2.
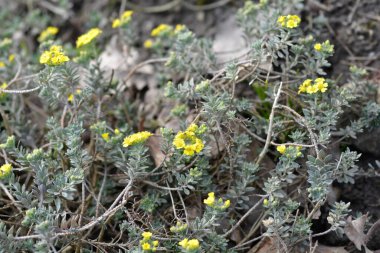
0 0 380 252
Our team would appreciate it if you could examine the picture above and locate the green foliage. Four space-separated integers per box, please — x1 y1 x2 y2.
0 0 378 252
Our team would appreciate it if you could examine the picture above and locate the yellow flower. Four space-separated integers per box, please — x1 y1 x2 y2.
67 94 74 102
173 124 204 156
277 145 286 154
112 18 121 28
76 28 102 48
179 238 189 248
314 77 328 93
263 198 269 206
101 133 110 142
38 26 59 42
315 78 325 84
298 78 328 94
123 131 153 147
203 192 215 207
174 24 186 33
206 195 231 210
314 43 322 51
151 24 172 37
142 231 152 240
298 79 312 94
68 89 81 102
121 10 133 20
144 39 153 49
314 40 334 54
179 238 200 251
306 84 318 94
0 61 5 68
187 239 200 250
277 16 286 26
39 45 69 66
114 128 121 135
186 123 198 133
8 54 15 63
112 10 133 28
141 242 151 251
0 164 12 179
152 241 159 247
286 15 301 28
223 199 231 209
278 15 301 29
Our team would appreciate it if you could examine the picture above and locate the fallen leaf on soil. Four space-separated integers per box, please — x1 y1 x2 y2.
230 228 243 244
344 213 368 251
146 135 165 167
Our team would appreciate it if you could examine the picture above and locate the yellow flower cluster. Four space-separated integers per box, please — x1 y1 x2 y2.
0 163 12 179
173 124 204 156
9 54 15 63
123 131 152 147
144 24 186 49
93 128 122 143
76 28 102 48
170 221 188 233
314 43 322 51
112 10 133 28
142 231 152 240
67 89 82 102
174 24 186 33
143 39 153 49
314 40 334 54
298 78 328 94
0 61 4 68
277 15 301 29
203 192 231 210
151 24 172 37
277 145 302 157
276 145 286 154
140 232 159 252
101 133 109 142
179 238 200 251
39 45 69 66
38 26 59 42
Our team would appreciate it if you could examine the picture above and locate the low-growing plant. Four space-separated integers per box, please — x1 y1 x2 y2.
0 0 379 252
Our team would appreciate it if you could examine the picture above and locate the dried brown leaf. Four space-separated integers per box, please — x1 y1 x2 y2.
344 214 368 251
248 236 276 253
146 135 165 167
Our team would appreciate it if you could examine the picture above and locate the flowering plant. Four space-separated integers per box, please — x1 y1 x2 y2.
0 1 378 253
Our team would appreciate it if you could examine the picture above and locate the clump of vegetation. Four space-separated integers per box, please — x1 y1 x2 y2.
0 0 379 252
